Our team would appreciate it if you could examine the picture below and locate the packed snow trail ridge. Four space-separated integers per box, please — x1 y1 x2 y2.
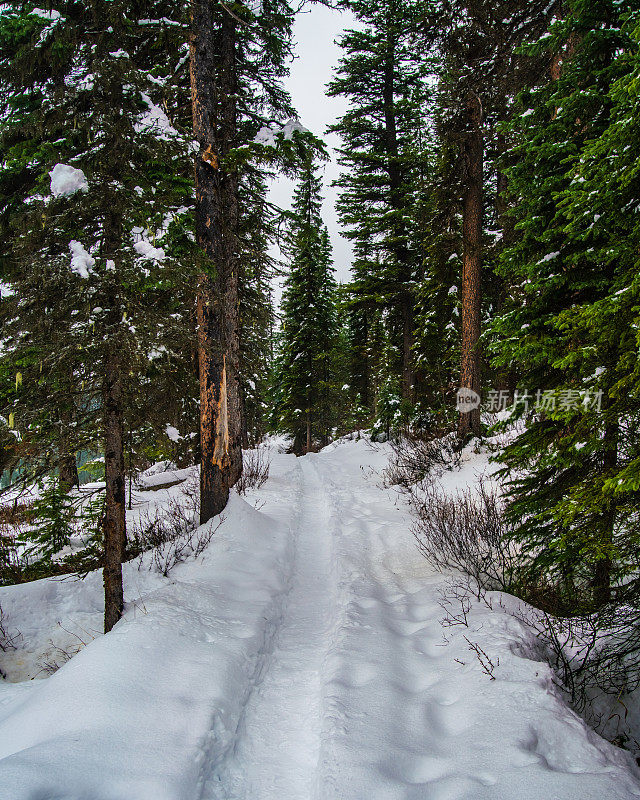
201 457 337 799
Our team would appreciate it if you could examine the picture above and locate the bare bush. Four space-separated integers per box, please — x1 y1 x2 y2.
384 433 461 491
35 623 95 676
464 636 500 680
0 501 33 525
131 482 222 576
515 593 640 737
0 605 20 653
412 482 522 597
0 523 26 585
409 448 640 753
438 580 473 628
236 448 271 495
0 605 21 679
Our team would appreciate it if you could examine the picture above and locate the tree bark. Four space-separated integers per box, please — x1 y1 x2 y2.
457 91 483 440
190 0 243 524
58 377 79 492
400 296 414 403
382 29 414 402
306 410 312 455
495 134 517 396
593 421 618 607
103 344 125 633
58 454 78 493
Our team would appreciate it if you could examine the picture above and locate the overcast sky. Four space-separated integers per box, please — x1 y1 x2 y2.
269 4 356 290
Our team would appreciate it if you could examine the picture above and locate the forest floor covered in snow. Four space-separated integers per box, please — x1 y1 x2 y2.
0 439 638 800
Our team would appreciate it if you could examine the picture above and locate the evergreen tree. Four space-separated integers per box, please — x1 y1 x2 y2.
190 0 318 519
0 0 194 630
490 0 640 607
328 0 432 414
273 160 340 454
26 479 76 564
419 0 556 437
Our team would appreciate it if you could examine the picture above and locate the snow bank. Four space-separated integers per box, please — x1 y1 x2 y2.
0 460 300 800
49 164 88 198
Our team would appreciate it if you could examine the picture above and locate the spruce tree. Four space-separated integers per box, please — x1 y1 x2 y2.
273 160 340 454
0 0 194 630
189 0 316 519
420 0 556 437
328 0 432 414
489 0 639 607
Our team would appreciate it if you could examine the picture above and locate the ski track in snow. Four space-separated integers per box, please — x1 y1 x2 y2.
201 458 337 799
0 440 639 800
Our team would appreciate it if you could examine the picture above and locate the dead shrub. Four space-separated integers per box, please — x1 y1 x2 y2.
0 605 20 653
0 501 34 525
0 523 26 585
513 589 640 750
384 433 461 491
131 479 222 576
35 623 95 676
236 448 271 495
411 482 522 597
0 605 21 679
417 483 640 753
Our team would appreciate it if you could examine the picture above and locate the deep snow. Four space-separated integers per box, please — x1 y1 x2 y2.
0 440 638 800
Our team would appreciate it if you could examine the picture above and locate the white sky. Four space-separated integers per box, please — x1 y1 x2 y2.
269 3 356 291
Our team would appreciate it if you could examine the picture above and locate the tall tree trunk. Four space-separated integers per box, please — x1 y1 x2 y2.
103 344 125 633
382 30 414 402
239 384 250 450
593 421 618 607
190 0 242 524
306 410 312 455
458 91 483 440
400 296 414 402
495 134 516 397
58 376 79 492
100 196 126 634
225 266 243 487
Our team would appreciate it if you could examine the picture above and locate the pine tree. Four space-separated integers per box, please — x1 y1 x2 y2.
237 174 280 446
26 479 76 564
328 0 432 413
0 0 194 631
489 0 640 607
273 160 340 454
420 0 556 438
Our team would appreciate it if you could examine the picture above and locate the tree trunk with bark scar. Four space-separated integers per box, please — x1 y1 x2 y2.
103 342 126 633
190 0 243 524
458 92 483 440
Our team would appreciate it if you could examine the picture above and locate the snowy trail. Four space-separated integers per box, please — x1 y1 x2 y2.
0 440 638 800
203 458 338 799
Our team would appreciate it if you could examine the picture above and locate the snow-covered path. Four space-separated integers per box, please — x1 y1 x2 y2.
204 458 337 799
0 440 638 800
